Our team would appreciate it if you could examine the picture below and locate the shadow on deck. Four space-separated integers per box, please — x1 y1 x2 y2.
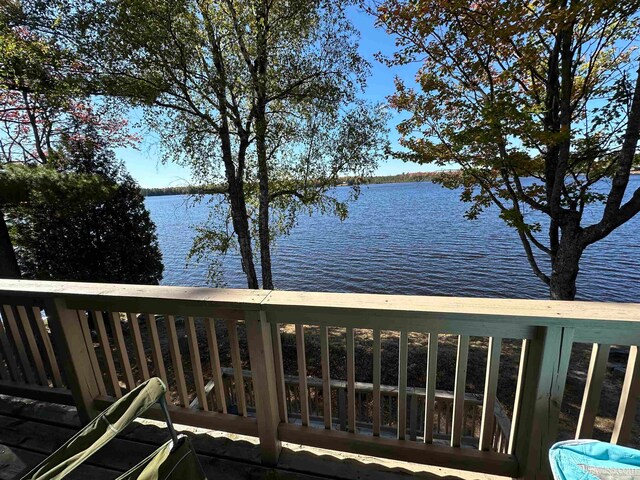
0 394 497 480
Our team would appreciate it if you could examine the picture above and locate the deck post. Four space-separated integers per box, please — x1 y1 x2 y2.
45 297 101 423
513 325 574 480
246 310 282 466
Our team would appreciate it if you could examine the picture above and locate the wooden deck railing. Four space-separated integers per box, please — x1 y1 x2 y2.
0 280 639 479
209 367 511 450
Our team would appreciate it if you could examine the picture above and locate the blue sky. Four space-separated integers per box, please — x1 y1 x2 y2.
118 7 431 188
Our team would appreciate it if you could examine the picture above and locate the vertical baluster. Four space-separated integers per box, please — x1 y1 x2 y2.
0 325 9 380
31 307 63 387
146 313 169 401
391 394 396 428
224 376 231 406
394 394 399 429
109 312 135 391
0 307 20 381
390 393 395 428
224 376 232 407
320 325 332 429
127 313 150 381
226 319 247 416
390 393 396 428
338 386 346 431
295 323 310 426
409 393 418 441
346 326 356 433
469 404 478 437
424 332 438 443
204 318 227 413
480 336 502 450
185 316 208 411
612 345 640 445
246 380 252 409
0 305 10 381
382 393 387 427
354 391 358 425
451 334 469 447
270 323 288 423
2 305 36 383
311 387 317 417
281 382 287 415
15 306 47 385
419 396 425 437
398 329 408 440
166 314 189 407
77 311 106 395
576 343 610 439
0 349 8 381
373 328 381 436
93 311 121 398
508 339 529 454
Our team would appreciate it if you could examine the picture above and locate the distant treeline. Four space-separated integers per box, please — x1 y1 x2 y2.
142 171 441 196
142 184 226 196
364 171 440 184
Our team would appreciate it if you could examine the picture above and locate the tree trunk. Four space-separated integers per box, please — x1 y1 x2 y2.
227 180 259 289
257 137 273 290
255 3 274 290
255 98 273 289
0 206 20 279
216 93 259 290
549 234 584 301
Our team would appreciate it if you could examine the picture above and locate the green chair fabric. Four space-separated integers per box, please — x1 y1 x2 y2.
20 377 207 480
116 436 205 480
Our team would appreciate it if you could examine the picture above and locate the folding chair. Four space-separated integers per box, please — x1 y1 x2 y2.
21 378 207 480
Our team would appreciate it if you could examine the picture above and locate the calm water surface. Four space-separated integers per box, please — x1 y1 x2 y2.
145 179 640 301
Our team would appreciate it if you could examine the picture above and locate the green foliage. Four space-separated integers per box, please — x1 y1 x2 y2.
0 3 135 164
0 2 87 99
6 134 164 284
187 197 233 286
0 2 159 283
0 162 113 206
40 0 390 286
373 0 640 296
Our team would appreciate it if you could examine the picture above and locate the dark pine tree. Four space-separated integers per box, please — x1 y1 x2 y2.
7 131 163 284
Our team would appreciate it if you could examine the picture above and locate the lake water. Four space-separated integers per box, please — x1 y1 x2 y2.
145 179 640 301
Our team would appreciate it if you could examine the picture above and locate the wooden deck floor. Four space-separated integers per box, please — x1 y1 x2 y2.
0 394 504 480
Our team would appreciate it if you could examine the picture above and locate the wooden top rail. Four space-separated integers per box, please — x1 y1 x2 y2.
261 291 640 344
1 280 639 342
1 279 639 322
1 279 640 342
262 290 640 324
0 280 268 318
